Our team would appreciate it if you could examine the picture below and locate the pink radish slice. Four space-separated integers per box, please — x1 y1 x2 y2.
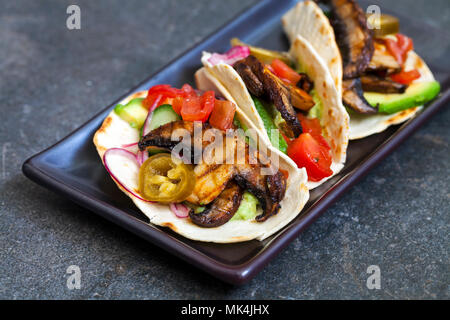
142 94 163 137
121 142 138 149
208 46 250 66
169 203 190 218
103 148 153 203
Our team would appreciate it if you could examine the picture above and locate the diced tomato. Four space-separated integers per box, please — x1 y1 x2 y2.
396 34 413 55
297 113 330 150
180 84 196 97
143 84 180 110
200 91 216 122
160 97 174 106
172 96 184 115
297 113 322 135
288 133 332 182
271 59 301 86
209 100 236 130
384 34 414 66
390 69 421 85
179 94 201 122
180 91 215 122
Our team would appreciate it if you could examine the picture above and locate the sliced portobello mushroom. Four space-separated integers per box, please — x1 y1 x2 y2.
189 182 243 228
360 74 407 94
234 55 314 137
316 0 374 79
342 78 378 114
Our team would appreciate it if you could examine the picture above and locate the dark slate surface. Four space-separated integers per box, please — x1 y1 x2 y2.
1 0 449 299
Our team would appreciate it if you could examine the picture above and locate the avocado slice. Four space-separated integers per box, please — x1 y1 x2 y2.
230 191 259 221
364 81 440 114
114 98 148 129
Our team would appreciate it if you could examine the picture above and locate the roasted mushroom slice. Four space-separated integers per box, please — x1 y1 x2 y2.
360 74 407 94
234 59 265 97
234 168 286 222
234 55 305 137
342 78 378 114
138 121 212 163
297 72 314 92
262 68 304 137
316 0 374 79
189 182 243 228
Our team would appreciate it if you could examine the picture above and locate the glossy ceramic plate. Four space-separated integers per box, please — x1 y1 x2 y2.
22 0 450 284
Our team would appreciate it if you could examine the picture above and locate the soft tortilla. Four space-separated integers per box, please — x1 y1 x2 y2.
93 91 309 243
199 36 349 189
282 0 343 97
282 0 436 140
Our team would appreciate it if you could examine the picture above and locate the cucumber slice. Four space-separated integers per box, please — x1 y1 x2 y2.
149 104 181 131
252 97 288 154
114 98 147 129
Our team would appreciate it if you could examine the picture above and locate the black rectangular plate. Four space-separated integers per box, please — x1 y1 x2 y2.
22 0 450 285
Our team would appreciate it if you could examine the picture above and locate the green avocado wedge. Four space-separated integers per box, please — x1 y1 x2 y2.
364 81 440 114
230 192 259 221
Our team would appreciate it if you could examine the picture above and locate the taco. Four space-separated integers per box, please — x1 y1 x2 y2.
93 84 309 243
282 0 440 140
197 37 349 189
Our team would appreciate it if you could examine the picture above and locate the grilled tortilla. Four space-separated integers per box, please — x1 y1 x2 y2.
93 91 309 243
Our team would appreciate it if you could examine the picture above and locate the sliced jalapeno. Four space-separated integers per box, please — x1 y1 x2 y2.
138 153 196 203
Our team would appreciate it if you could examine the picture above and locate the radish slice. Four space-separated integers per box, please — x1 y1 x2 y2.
103 148 153 203
121 142 138 149
142 94 163 137
169 203 190 218
136 149 150 167
208 46 250 66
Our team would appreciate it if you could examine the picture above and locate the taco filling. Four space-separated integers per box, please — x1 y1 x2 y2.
94 83 310 242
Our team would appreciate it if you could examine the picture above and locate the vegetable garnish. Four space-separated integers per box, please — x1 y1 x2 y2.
271 59 301 86
143 85 179 110
209 99 236 131
287 133 332 182
384 34 414 66
390 69 421 85
208 46 250 66
121 142 138 149
138 153 196 203
142 94 162 137
169 203 190 219
145 84 237 127
181 90 216 122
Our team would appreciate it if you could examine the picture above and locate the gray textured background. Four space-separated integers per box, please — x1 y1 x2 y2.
1 0 449 299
